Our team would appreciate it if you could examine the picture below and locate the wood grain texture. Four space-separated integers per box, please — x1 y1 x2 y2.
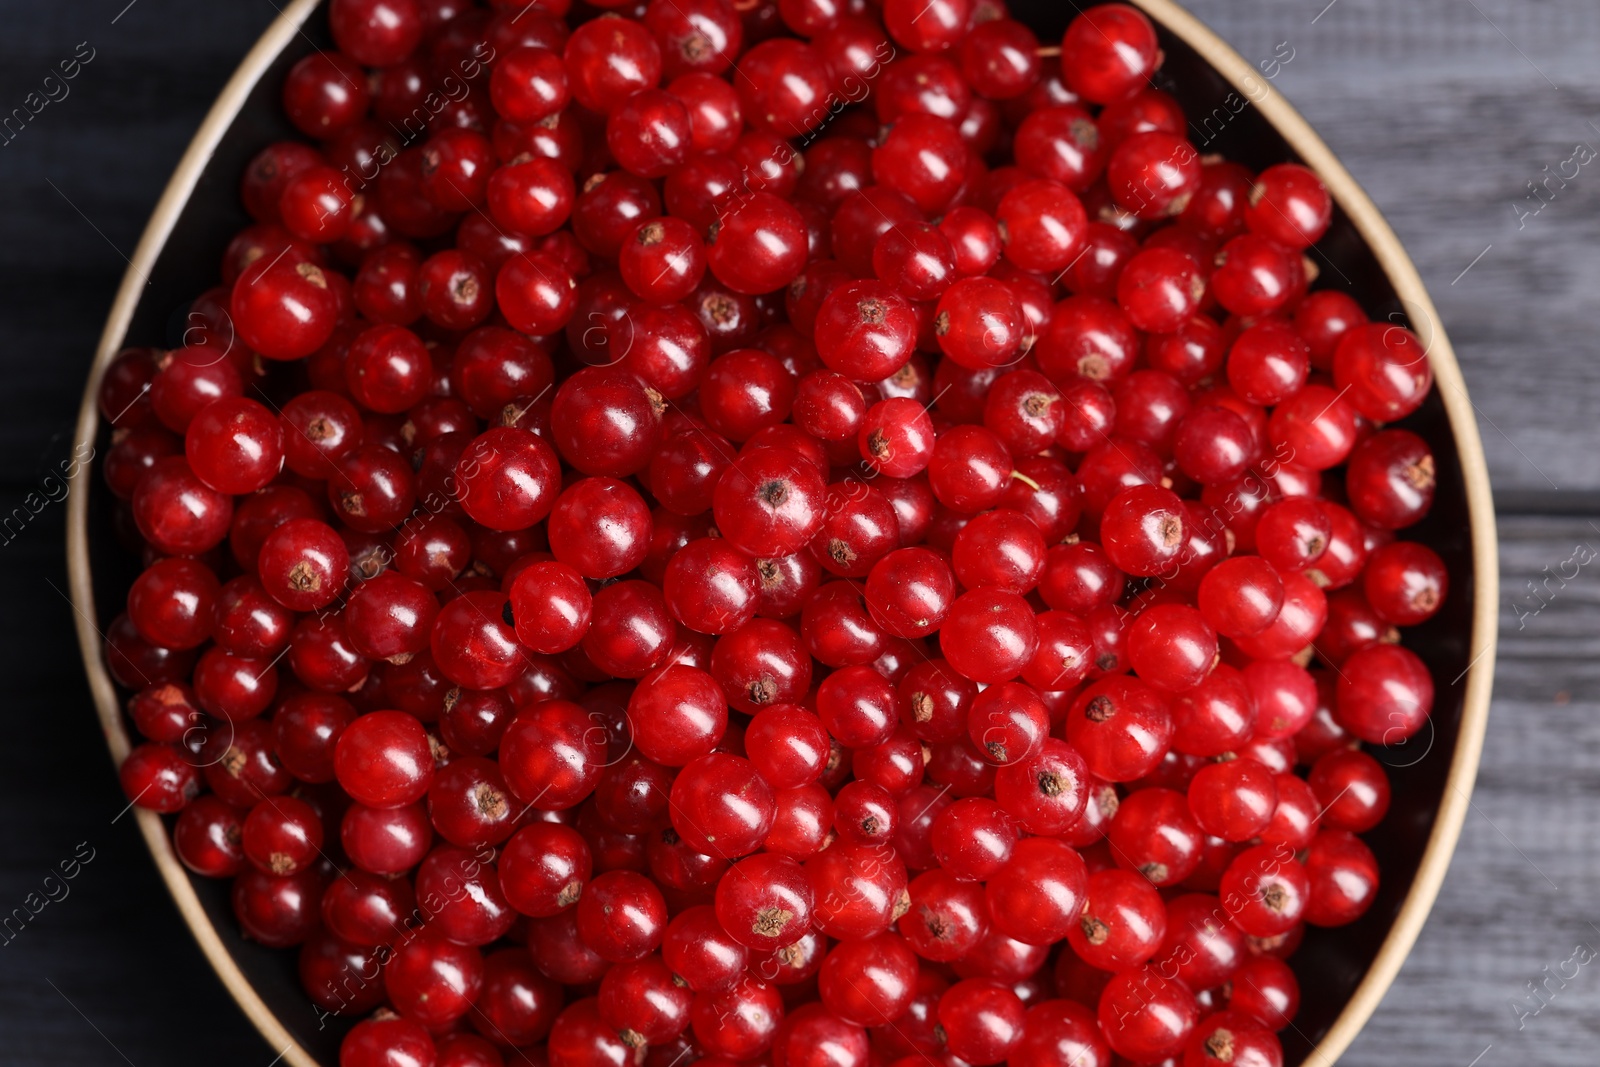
0 0 1595 1064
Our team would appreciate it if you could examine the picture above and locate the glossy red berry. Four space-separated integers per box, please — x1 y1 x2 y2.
1060 4 1159 104
335 711 434 809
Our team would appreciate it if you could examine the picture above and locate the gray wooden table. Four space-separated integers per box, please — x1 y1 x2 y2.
0 0 1595 1063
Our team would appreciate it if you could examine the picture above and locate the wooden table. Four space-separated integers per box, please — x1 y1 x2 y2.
0 1 1594 1063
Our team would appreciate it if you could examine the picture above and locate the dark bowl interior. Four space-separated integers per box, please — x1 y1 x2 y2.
84 4 1478 1064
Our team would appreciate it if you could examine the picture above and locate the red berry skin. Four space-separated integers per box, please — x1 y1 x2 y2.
174 796 247 877
991 738 1086 840
1127 603 1218 692
1308 747 1390 834
665 904 749 994
713 447 828 558
860 398 936 478
607 87 694 178
1117 246 1204 334
807 841 907 941
418 845 519 946
491 44 571 124
1009 1000 1111 1067
551 366 665 479
935 276 1027 371
1187 757 1279 842
765 783 834 861
500 700 607 810
734 38 831 138
818 932 919 1026
127 557 219 651
1014 102 1104 192
1362 540 1448 626
576 869 669 961
242 794 323 876
508 561 593 654
935 977 1026 1064
670 752 776 859
548 476 653 580
329 0 422 66
344 572 439 663
1303 829 1380 927
430 591 524 691
454 427 562 531
598 955 693 1045
256 518 348 613
746 705 830 792
185 397 283 494
664 537 762 635
1097 965 1198 1063
1065 675 1173 783
1182 1009 1285 1067
1060 4 1159 104
496 251 578 335
1107 131 1202 220
866 547 956 640
345 324 434 415
1211 234 1298 318
985 836 1088 946
132 457 233 557
874 113 970 214
1228 319 1310 406
1228 955 1300 1030
939 588 1038 685
341 802 432 876
1220 842 1310 937
1334 643 1434 745
385 931 484 1030
335 711 434 809
1334 321 1435 421
1066 867 1166 972
815 280 919 382
1198 556 1284 639
120 742 201 813
231 255 338 361
929 797 1016 882
715 852 814 952
340 1017 436 1067
499 822 593 918
1101 484 1187 577
967 681 1049 767
707 191 809 295
928 425 1014 515
1246 162 1333 249
629 663 728 766
691 973 786 1059
1269 382 1358 472
1346 428 1436 530
996 178 1087 273
565 15 663 113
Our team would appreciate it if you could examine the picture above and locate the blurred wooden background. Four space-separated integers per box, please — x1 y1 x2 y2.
0 1 1597 1063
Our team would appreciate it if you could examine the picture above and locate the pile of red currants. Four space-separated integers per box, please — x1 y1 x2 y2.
98 0 1449 1064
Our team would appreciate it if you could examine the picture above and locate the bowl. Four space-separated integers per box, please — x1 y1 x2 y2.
66 1 1499 1063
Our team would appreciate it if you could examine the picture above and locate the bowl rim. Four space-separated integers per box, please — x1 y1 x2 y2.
65 1 1498 1065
